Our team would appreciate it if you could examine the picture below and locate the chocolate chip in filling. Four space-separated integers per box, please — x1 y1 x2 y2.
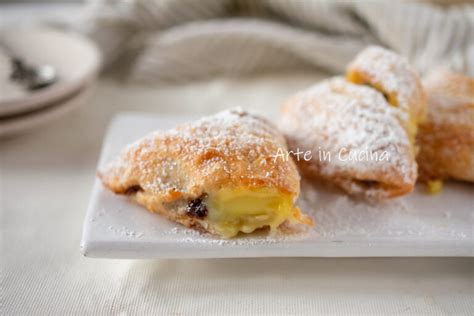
357 180 379 189
124 185 143 195
186 198 208 219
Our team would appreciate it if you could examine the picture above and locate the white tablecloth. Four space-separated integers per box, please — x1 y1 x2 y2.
2 74 474 315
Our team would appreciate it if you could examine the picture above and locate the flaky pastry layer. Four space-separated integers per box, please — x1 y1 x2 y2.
280 77 418 199
417 70 474 183
346 45 427 143
99 108 311 237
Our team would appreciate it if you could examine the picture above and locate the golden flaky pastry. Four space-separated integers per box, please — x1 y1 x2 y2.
417 70 474 188
280 77 418 199
346 45 427 143
99 108 313 238
280 46 427 199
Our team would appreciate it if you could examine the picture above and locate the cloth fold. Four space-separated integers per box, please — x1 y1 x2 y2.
84 0 474 82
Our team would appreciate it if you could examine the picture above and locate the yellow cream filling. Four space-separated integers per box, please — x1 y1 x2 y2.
347 72 399 107
427 180 443 194
205 187 309 238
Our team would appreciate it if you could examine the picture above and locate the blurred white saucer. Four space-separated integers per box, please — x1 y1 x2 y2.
0 82 93 138
0 26 101 117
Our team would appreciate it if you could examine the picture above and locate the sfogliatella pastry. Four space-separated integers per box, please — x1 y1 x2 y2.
417 70 474 190
280 77 418 199
346 45 427 143
99 108 313 238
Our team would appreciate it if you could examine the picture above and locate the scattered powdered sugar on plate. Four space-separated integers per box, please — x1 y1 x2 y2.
164 219 312 246
297 180 471 241
107 225 144 238
158 180 472 244
125 179 470 244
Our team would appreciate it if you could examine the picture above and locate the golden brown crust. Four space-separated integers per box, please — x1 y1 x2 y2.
417 70 474 182
99 108 301 235
280 77 417 199
346 46 427 140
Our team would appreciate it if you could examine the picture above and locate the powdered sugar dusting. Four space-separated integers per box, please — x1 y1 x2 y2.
347 45 421 117
280 77 416 198
102 107 298 195
422 69 474 125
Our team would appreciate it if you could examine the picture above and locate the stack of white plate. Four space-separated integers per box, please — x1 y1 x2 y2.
0 27 101 137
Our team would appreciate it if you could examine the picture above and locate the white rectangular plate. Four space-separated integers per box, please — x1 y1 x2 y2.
81 113 474 258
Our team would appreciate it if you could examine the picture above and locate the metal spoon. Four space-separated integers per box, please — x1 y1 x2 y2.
10 57 57 90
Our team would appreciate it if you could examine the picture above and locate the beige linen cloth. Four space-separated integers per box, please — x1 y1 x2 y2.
85 0 474 82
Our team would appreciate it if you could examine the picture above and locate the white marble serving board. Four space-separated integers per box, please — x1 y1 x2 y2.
81 113 474 258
